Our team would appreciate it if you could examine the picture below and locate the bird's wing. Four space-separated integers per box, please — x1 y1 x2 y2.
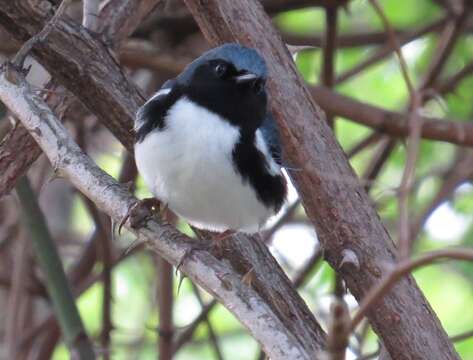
135 79 178 143
259 113 283 166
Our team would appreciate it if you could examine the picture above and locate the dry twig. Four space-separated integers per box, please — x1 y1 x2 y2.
350 248 473 331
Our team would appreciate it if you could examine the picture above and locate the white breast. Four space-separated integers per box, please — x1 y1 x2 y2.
134 97 278 233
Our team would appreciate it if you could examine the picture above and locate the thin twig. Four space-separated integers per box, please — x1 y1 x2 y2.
436 61 473 95
368 0 414 96
350 248 473 332
321 5 338 127
292 246 323 288
157 257 174 360
345 133 382 159
397 94 423 259
361 137 396 193
334 17 447 85
409 151 473 246
419 12 469 91
11 0 71 71
368 0 423 259
262 199 300 243
450 328 473 343
20 240 144 354
191 284 225 360
172 300 219 353
326 298 350 360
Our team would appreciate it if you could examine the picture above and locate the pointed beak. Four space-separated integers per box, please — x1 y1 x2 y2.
232 72 260 84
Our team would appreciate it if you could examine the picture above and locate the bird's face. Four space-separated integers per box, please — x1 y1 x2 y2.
184 59 267 132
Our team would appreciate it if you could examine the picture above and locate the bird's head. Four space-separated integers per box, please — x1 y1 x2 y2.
178 43 268 133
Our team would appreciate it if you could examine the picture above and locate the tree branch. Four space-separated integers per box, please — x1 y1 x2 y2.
0 3 328 356
310 86 473 146
157 257 174 360
335 17 448 85
0 65 320 360
172 299 218 353
0 0 159 198
350 248 473 331
82 0 100 31
97 0 163 47
181 1 460 358
321 5 338 127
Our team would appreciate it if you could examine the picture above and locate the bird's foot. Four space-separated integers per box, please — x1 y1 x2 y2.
118 198 166 234
207 230 236 258
213 229 236 242
176 241 212 274
176 229 236 271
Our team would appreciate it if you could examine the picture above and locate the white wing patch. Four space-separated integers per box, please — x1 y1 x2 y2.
255 129 281 176
134 88 172 132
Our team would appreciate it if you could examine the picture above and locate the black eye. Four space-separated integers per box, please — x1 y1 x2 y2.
214 63 227 78
252 79 265 94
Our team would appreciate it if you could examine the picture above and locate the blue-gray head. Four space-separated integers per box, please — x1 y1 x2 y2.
177 43 267 84
154 43 281 164
176 43 269 132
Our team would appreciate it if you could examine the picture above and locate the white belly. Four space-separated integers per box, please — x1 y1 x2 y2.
134 97 275 233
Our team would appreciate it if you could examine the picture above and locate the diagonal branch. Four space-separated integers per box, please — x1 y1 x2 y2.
409 151 473 245
0 3 328 356
181 1 460 359
335 17 448 85
0 0 158 198
0 65 320 360
310 86 473 146
350 248 473 331
82 0 100 31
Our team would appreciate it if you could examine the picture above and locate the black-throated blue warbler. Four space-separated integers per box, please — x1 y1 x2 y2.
132 43 288 238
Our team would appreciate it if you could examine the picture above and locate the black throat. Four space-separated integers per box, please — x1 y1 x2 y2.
184 83 286 211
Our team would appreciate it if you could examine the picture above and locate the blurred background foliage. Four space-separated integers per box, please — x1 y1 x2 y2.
1 0 472 359
58 0 473 359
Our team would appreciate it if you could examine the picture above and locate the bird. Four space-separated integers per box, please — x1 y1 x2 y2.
131 43 287 239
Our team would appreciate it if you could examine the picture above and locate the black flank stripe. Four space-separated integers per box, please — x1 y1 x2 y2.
232 132 287 212
135 86 183 143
